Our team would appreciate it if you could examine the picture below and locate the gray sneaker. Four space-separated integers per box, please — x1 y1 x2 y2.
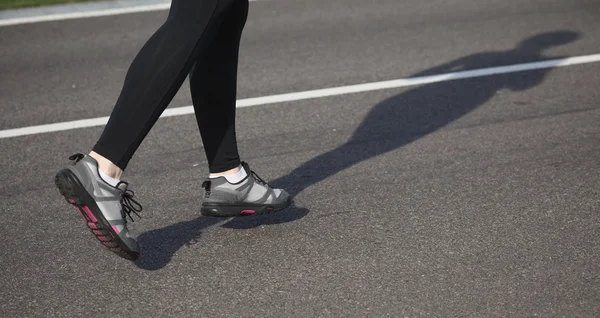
54 154 142 260
200 162 292 217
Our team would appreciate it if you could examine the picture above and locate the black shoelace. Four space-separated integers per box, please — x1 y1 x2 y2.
250 170 267 185
68 153 143 222
120 186 143 222
242 162 267 186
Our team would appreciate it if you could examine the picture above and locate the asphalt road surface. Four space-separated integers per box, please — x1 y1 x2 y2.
1 0 599 316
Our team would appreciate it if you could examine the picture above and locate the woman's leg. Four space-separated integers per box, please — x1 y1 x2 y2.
92 0 236 173
55 0 262 261
189 0 249 174
187 1 291 217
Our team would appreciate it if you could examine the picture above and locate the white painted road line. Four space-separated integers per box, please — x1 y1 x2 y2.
1 53 600 139
0 0 259 27
0 3 170 26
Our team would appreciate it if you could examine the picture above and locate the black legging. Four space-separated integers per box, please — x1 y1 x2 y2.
93 0 248 173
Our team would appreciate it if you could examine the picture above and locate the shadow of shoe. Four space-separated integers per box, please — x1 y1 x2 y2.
134 216 222 271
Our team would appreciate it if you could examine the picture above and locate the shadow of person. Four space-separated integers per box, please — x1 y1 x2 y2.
134 31 579 267
222 30 579 229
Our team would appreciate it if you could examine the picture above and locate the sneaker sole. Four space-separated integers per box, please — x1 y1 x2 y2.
54 169 140 261
200 196 292 217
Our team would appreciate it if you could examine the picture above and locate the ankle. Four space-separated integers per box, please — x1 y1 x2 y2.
89 151 123 179
209 165 247 184
209 166 241 178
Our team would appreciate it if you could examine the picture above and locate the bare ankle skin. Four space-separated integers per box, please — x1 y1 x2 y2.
89 151 123 179
209 166 241 178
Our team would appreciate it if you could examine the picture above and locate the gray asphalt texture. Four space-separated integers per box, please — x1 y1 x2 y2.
1 0 600 316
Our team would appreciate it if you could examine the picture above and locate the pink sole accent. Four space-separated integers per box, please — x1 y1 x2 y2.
81 206 98 222
92 230 103 235
241 210 255 216
87 222 97 229
112 225 120 234
97 236 109 242
67 200 85 219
